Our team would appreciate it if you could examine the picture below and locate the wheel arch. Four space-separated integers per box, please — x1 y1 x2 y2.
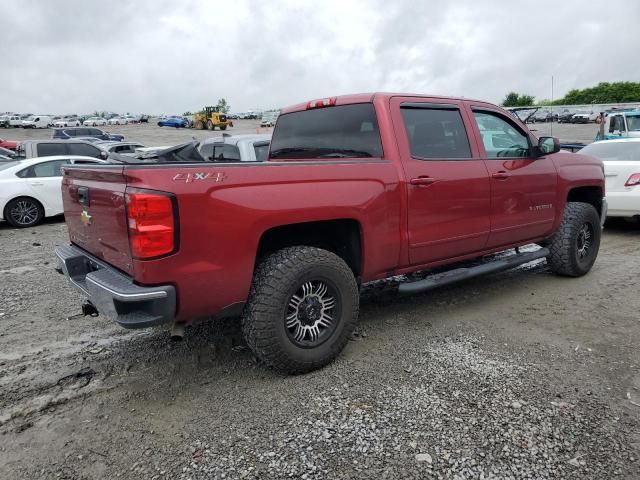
566 186 604 217
255 219 363 279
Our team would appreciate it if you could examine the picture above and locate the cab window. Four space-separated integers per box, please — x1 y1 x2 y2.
473 111 530 158
400 106 471 159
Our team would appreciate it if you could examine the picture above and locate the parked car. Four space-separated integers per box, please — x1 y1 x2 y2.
17 140 109 160
557 109 575 123
83 117 107 126
158 117 189 128
149 134 271 163
0 146 18 159
123 115 138 124
578 138 639 221
0 138 18 150
52 127 124 141
53 118 82 127
107 117 127 125
533 110 553 123
0 156 105 227
0 115 22 128
22 115 52 129
96 141 145 155
139 115 149 123
55 93 605 374
572 111 598 124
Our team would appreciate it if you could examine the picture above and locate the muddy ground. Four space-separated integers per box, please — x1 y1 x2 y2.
0 215 638 479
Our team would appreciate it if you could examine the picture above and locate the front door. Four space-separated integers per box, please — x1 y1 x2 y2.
468 107 557 248
391 97 491 266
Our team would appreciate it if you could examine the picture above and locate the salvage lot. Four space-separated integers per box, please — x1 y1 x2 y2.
1 122 639 479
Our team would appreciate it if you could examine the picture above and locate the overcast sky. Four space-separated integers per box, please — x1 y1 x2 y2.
1 0 638 115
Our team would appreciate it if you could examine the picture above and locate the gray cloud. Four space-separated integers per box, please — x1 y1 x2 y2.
0 0 638 115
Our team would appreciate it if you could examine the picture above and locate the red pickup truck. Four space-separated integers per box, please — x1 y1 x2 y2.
56 93 606 374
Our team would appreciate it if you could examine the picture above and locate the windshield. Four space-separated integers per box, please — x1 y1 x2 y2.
270 103 383 159
578 142 640 161
626 115 640 131
0 161 19 170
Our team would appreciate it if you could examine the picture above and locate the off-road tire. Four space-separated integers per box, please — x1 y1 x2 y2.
547 202 601 277
207 120 214 131
4 197 44 228
242 246 359 374
220 125 227 131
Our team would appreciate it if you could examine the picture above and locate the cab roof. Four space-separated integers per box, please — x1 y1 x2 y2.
280 92 492 115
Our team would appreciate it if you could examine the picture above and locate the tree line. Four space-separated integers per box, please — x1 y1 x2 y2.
501 82 640 107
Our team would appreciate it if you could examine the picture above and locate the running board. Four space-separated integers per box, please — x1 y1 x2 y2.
397 248 550 296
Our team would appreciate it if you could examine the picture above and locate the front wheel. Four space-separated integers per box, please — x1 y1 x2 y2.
547 202 601 277
242 246 359 374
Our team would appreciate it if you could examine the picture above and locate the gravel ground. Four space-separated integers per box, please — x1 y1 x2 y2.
3 119 598 147
0 216 638 479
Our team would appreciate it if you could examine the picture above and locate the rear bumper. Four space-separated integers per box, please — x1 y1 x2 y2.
55 244 176 329
605 191 639 218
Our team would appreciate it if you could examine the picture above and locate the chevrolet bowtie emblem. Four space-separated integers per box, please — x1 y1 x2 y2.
80 210 92 226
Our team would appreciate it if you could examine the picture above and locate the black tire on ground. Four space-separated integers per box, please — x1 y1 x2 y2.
220 125 227 131
242 246 359 374
4 197 44 228
547 202 601 277
207 120 214 131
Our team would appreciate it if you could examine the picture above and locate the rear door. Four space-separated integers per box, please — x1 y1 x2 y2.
390 97 491 265
467 106 557 247
20 159 68 214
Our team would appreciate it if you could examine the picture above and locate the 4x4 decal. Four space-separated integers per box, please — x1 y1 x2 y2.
172 172 227 183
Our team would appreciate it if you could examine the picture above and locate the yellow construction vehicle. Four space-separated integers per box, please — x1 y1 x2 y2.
193 106 233 131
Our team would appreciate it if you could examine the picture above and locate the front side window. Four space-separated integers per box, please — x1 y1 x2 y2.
199 143 241 161
270 103 383 159
400 106 471 159
68 143 100 158
473 111 530 158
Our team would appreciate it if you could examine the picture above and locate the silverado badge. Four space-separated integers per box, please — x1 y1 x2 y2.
80 210 92 226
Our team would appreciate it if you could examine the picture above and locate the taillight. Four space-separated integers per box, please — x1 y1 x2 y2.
126 191 177 259
306 97 337 109
624 173 640 187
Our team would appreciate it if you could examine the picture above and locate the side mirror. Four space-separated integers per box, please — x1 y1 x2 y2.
99 151 109 160
538 136 560 155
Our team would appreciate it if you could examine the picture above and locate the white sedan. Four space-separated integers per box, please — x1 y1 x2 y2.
578 138 640 220
54 118 81 127
83 117 107 126
0 156 104 228
107 117 127 125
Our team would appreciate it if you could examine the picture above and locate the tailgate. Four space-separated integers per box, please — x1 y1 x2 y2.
61 165 134 275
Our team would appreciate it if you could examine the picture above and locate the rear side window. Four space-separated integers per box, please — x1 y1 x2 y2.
253 142 270 162
37 143 68 157
400 106 472 159
18 159 68 178
270 103 382 159
199 143 241 161
89 128 103 136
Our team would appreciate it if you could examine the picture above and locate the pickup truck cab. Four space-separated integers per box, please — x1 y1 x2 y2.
55 93 606 374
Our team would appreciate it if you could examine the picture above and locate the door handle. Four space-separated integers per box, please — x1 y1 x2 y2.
492 171 510 180
410 176 436 186
30 182 44 186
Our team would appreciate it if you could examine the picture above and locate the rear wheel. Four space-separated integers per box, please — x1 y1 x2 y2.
4 197 44 228
207 120 214 131
242 247 359 374
547 202 601 277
